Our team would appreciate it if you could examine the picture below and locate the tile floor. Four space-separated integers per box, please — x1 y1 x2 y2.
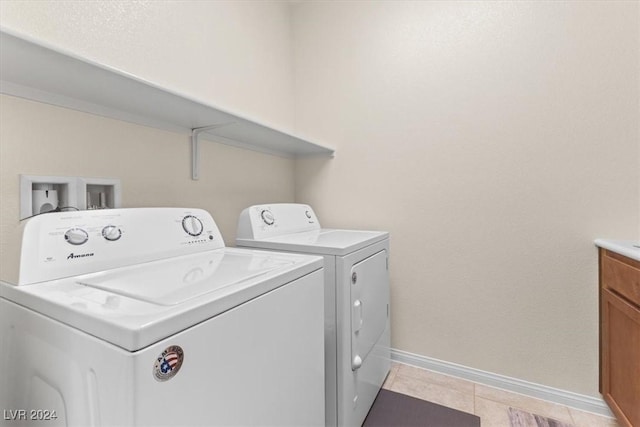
381 362 621 427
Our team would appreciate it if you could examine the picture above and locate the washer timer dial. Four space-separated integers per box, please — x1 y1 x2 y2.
182 215 204 236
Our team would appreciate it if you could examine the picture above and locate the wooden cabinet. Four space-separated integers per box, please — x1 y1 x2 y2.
599 249 640 427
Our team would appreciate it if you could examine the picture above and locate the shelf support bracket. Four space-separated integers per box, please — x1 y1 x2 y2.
191 123 235 180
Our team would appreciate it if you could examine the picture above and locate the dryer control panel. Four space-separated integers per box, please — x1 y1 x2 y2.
18 208 224 285
237 203 320 240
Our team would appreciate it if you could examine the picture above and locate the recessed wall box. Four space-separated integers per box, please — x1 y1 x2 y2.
78 177 121 210
20 175 78 220
20 175 122 219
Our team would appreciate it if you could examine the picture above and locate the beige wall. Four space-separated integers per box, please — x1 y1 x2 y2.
0 1 297 283
291 1 639 397
0 0 296 132
1 0 638 400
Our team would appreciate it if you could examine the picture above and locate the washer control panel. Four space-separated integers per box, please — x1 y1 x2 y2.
18 208 225 285
237 203 320 240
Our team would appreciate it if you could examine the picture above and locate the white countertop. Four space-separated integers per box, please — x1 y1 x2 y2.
595 239 640 262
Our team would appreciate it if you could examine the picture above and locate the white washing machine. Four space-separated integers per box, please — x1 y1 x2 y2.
0 207 325 427
236 203 390 427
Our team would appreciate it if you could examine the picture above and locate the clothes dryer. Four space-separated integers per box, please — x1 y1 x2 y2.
237 203 390 427
0 208 325 427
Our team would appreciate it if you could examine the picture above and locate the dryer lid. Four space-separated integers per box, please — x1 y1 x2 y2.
238 228 388 256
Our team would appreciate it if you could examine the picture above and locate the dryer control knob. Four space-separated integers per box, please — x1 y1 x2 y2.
65 228 89 245
182 215 203 236
261 210 275 226
102 225 122 241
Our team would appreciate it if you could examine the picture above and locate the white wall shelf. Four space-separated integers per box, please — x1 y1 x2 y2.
0 28 335 180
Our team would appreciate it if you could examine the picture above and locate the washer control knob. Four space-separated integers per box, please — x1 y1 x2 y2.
182 215 203 236
305 210 312 219
102 225 122 241
261 210 275 226
65 228 89 245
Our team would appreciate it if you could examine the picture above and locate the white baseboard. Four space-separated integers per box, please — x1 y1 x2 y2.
390 348 613 418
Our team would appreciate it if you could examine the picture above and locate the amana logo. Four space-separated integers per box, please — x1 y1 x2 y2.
153 345 184 382
67 252 95 260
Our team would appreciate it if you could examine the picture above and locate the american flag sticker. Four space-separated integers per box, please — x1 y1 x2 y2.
153 345 184 382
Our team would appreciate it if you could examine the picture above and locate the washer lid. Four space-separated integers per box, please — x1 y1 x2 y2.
76 250 291 306
237 228 388 256
0 247 322 351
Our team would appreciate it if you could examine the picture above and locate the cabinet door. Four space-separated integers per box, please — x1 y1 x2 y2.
601 288 640 427
602 251 640 306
